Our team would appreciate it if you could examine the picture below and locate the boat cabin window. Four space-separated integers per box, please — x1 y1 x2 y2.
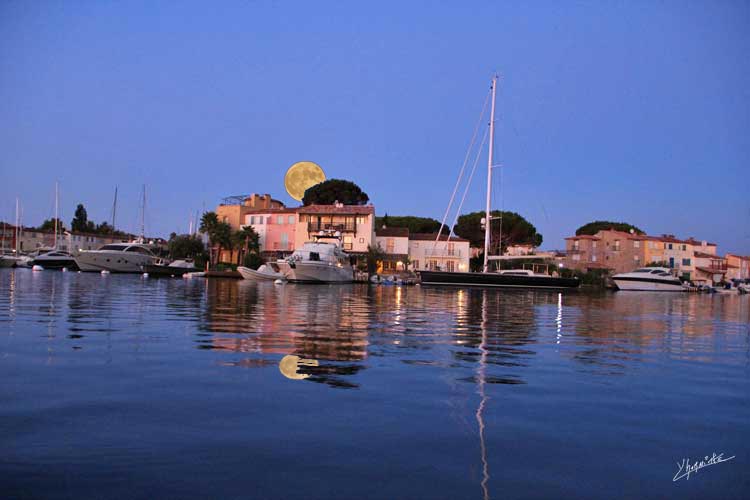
309 252 320 261
633 268 651 273
125 246 154 255
650 269 664 274
99 245 128 251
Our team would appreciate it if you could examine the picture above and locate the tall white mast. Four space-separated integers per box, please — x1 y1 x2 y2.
141 184 146 242
15 198 20 255
482 75 498 273
54 181 59 249
112 186 118 230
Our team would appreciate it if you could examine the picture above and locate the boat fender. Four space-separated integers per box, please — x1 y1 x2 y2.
32 265 44 271
274 279 285 285
143 273 149 278
101 270 110 275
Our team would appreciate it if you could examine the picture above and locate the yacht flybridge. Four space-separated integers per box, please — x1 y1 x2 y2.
276 230 354 283
612 267 685 292
419 75 579 290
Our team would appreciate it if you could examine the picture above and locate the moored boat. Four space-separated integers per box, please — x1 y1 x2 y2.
75 243 160 273
31 250 79 270
238 263 284 281
612 267 684 291
276 230 353 283
420 268 579 289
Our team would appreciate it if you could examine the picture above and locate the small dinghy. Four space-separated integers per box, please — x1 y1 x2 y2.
141 258 199 277
238 263 284 281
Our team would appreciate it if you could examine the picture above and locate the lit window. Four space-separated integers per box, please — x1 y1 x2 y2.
633 240 640 248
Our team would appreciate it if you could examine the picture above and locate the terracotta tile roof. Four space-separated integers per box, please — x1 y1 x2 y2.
409 232 469 242
726 253 750 261
241 207 299 214
376 227 409 237
297 204 375 215
694 251 723 259
565 235 600 241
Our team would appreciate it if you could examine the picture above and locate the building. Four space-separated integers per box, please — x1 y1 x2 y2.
216 194 286 230
0 223 136 254
564 228 720 280
374 227 410 272
295 203 376 258
505 244 536 256
408 233 470 272
242 207 299 259
726 254 750 281
693 252 728 285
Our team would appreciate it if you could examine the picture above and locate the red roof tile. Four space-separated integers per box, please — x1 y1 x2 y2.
565 235 600 240
376 227 409 237
409 232 469 242
297 204 375 215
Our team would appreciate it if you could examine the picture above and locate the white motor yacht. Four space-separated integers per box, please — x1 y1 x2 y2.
612 267 685 291
75 243 159 273
276 231 354 283
31 250 78 270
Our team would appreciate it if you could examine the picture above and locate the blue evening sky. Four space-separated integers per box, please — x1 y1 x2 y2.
1 1 748 252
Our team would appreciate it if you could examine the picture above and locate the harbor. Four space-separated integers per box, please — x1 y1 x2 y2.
2 1 749 498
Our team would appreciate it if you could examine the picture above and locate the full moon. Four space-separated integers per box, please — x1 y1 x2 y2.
284 161 326 201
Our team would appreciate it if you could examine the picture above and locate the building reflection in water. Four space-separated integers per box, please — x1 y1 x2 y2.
201 280 371 388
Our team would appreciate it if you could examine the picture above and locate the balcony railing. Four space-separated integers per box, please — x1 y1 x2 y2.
308 222 356 233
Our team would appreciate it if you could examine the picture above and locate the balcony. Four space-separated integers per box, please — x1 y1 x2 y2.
307 222 356 233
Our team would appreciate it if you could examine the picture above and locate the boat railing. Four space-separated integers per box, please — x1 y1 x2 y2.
307 222 356 233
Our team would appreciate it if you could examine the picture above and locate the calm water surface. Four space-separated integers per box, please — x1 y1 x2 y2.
1 269 748 499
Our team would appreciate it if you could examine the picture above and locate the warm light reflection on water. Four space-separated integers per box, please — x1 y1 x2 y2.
0 269 748 499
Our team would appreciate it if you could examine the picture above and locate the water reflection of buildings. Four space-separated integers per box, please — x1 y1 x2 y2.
201 280 372 388
566 293 750 370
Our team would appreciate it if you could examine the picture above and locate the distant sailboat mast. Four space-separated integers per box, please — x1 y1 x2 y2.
53 181 59 250
140 184 146 243
482 75 498 273
112 186 118 230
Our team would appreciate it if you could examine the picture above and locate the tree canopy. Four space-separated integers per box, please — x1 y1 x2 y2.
374 214 445 234
302 179 369 206
71 204 90 232
36 218 66 232
453 210 543 252
575 220 644 236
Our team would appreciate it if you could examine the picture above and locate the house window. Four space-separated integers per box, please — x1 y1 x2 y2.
413 260 419 270
572 254 580 261
343 235 353 250
614 240 620 251
592 241 597 249
634 255 640 262
448 243 455 256
592 255 597 262
446 261 455 272
359 238 364 244
633 240 640 248
386 238 395 254
277 216 284 225
280 233 288 250
356 216 367 225
682 258 691 266
681 244 686 251
573 240 579 250
668 243 673 250
288 215 295 224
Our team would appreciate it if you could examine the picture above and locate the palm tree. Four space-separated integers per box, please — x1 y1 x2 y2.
233 226 260 265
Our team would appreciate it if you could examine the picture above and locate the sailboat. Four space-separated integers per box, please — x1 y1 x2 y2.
0 199 25 268
31 182 78 270
419 76 579 289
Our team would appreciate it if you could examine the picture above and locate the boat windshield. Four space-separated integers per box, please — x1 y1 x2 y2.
633 268 652 273
99 244 128 251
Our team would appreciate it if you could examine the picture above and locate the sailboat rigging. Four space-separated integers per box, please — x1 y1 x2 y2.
419 75 579 289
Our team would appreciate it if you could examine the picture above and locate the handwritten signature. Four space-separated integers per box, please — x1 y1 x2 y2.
673 452 735 482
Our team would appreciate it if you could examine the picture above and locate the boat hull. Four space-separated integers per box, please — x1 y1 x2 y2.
277 261 353 283
75 251 157 273
0 257 19 268
419 270 580 289
30 258 79 270
237 266 284 281
141 264 197 277
613 277 684 292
